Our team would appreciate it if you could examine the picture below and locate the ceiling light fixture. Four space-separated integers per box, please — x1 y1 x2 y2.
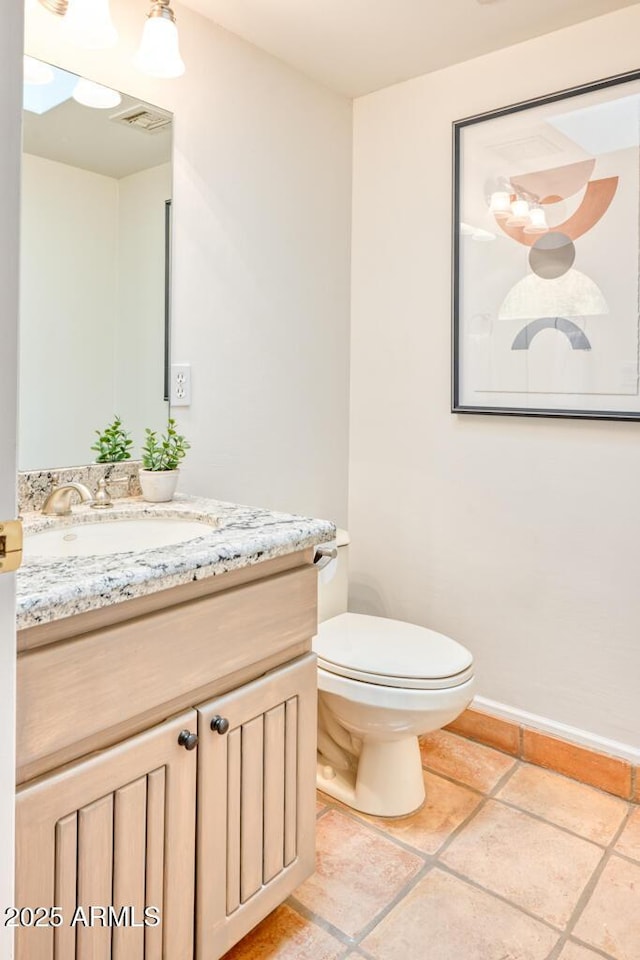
488 191 511 220
134 0 185 79
506 198 530 227
72 77 122 108
523 206 549 235
63 0 118 49
37 0 68 15
24 55 55 85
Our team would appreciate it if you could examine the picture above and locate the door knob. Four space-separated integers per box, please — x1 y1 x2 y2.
178 729 198 750
211 715 230 735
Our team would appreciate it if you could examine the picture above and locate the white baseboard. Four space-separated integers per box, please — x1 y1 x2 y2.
473 695 640 765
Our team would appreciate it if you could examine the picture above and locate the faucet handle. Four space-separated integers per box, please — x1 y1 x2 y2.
90 479 113 510
105 474 131 499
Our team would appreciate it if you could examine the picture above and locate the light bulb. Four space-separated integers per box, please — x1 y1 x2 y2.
73 78 122 108
24 55 54 85
506 198 530 227
523 206 549 235
134 8 185 79
488 191 511 220
63 0 118 49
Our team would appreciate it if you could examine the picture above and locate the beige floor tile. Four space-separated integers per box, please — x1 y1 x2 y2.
293 809 422 938
558 943 609 960
573 855 640 960
420 730 516 793
364 771 482 855
222 903 344 960
361 868 558 960
614 807 640 862
441 801 603 927
496 764 628 845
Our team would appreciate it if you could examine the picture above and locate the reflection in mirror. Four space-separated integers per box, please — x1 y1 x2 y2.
19 58 173 471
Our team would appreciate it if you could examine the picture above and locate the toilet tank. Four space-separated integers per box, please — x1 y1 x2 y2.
318 529 350 623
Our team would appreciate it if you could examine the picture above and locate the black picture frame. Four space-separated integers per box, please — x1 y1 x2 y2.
452 68 640 421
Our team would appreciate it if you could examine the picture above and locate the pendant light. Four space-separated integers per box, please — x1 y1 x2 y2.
134 0 185 79
523 205 549 235
63 0 118 49
506 198 531 227
73 78 122 108
488 191 511 220
37 0 68 15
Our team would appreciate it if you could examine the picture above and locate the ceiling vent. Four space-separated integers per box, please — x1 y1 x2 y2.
109 105 172 134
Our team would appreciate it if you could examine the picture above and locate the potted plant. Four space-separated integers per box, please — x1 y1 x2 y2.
91 415 133 463
139 418 190 502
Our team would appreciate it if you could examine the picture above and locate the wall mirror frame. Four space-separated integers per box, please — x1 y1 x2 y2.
19 56 174 472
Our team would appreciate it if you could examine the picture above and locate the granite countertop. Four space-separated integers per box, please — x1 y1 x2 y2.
17 494 336 630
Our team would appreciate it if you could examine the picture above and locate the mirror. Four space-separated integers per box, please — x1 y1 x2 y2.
19 58 173 471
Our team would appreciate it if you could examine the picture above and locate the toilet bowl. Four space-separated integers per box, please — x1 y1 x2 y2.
315 534 474 817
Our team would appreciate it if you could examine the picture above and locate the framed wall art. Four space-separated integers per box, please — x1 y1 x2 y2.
453 70 640 420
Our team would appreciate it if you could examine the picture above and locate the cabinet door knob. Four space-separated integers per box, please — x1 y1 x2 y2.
211 715 230 735
178 729 199 750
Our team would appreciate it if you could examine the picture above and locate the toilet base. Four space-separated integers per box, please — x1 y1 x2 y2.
317 735 425 818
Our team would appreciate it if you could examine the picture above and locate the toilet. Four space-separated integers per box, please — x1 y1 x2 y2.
314 531 475 818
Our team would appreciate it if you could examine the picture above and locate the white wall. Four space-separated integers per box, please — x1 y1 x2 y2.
350 4 640 753
20 154 118 468
116 162 172 448
25 0 352 525
0 1 23 954
19 156 171 468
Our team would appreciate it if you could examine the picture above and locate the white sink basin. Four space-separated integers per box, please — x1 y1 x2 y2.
25 518 212 559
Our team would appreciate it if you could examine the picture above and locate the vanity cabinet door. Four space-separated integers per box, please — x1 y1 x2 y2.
196 654 317 960
15 711 198 960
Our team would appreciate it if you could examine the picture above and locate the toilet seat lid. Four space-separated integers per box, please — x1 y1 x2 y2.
314 613 474 690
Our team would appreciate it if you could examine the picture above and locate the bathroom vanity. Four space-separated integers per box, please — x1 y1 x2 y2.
15 494 334 960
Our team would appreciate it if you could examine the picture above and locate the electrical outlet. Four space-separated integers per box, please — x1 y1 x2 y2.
170 363 192 407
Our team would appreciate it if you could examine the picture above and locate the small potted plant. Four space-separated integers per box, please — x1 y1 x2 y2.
139 418 190 502
91 415 133 463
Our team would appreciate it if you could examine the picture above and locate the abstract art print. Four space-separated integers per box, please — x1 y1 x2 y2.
453 70 640 420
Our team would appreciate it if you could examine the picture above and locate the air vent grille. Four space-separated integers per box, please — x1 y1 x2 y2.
109 106 172 134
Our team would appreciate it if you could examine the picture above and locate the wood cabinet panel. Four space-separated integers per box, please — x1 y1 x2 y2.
263 704 286 883
77 794 113 960
15 712 197 960
112 777 147 960
17 565 317 777
195 655 317 960
16 557 320 960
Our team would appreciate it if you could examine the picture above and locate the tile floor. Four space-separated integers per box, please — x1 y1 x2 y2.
223 730 640 960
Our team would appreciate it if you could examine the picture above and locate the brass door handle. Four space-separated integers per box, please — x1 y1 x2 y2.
0 520 23 573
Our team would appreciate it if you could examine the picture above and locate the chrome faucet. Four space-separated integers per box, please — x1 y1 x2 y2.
41 482 93 516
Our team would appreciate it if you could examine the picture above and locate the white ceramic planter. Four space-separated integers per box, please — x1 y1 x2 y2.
139 469 179 503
